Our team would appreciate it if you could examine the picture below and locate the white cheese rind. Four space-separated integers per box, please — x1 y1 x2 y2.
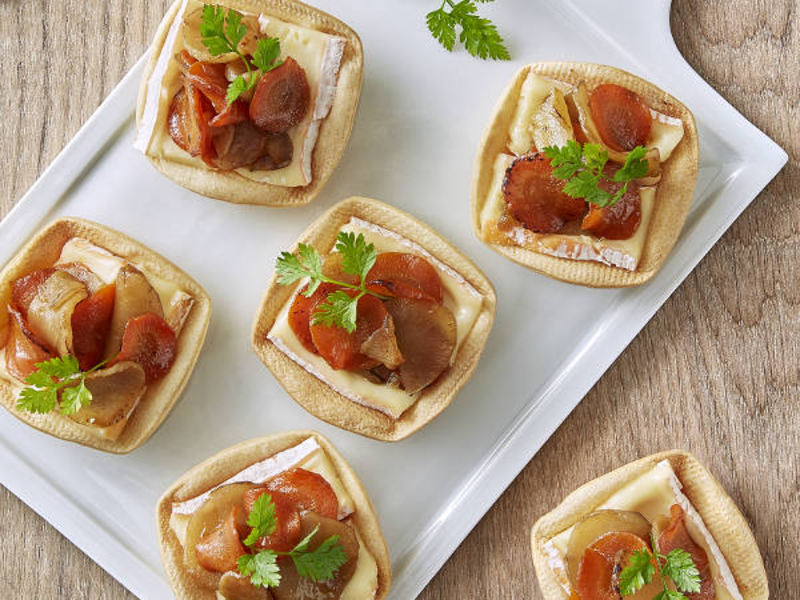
268 218 483 419
545 460 741 600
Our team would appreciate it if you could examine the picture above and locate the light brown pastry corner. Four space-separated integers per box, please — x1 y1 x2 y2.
530 449 768 599
136 0 364 207
0 217 211 453
472 62 699 287
156 430 392 599
251 197 497 441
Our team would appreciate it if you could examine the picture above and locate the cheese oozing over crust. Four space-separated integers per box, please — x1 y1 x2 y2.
268 217 483 419
481 71 684 271
169 437 377 600
135 0 345 187
544 460 741 600
0 238 193 441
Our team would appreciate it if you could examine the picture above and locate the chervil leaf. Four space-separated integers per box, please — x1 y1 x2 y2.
313 290 359 333
200 5 234 55
662 548 701 594
583 143 608 172
619 549 656 595
226 75 248 104
291 524 320 555
252 37 282 73
654 590 688 600
224 9 247 51
34 355 81 380
291 534 348 582
335 232 377 282
17 386 58 414
426 9 456 51
60 380 92 416
238 550 281 588
275 243 324 289
244 493 277 547
614 145 650 182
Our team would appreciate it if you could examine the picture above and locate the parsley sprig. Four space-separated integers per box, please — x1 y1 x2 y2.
200 5 282 104
619 534 701 599
17 355 110 416
426 0 510 61
543 140 649 208
237 494 348 588
275 232 389 334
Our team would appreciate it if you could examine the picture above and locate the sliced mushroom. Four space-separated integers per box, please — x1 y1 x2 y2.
385 298 457 394
56 262 104 294
68 361 146 428
26 270 88 356
5 306 53 382
104 264 163 359
218 571 270 600
272 512 360 600
360 314 404 370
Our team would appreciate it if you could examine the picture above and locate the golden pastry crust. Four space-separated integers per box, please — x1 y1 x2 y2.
156 430 392 599
0 217 211 453
530 450 768 599
136 0 363 206
251 197 497 441
472 62 699 287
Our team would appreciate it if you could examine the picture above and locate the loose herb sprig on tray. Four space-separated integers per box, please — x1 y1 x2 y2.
200 5 282 104
237 493 348 588
619 534 701 600
543 140 649 207
17 355 110 415
426 0 510 60
276 232 389 334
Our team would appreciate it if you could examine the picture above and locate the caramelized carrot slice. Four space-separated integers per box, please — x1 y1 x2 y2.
658 505 715 599
5 307 53 381
310 293 387 371
11 268 55 318
503 153 587 233
169 84 216 165
71 284 115 371
366 253 443 304
195 505 247 573
589 84 652 152
575 532 651 600
242 488 302 553
116 313 176 383
288 283 340 355
249 57 310 133
264 468 339 520
186 61 229 113
581 178 641 240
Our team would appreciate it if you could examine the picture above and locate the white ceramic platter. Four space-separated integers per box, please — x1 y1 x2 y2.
0 0 786 598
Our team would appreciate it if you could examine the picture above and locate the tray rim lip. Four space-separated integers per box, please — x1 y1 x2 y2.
0 0 788 598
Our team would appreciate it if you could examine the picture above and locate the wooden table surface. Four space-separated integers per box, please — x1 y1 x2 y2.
1 1 797 598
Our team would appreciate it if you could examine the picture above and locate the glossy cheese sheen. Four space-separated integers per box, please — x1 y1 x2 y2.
545 460 741 600
268 218 483 419
135 0 344 187
340 528 379 600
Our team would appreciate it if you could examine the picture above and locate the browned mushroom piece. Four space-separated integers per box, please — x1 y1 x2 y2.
104 264 163 358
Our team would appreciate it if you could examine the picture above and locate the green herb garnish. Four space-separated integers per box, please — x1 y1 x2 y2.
426 0 510 61
275 232 389 334
619 535 701 599
200 5 282 104
543 140 649 207
17 355 110 416
237 494 348 588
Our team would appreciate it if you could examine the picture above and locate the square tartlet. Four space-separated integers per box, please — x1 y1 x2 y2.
472 62 699 287
531 450 768 599
135 0 363 206
0 217 211 453
251 197 497 441
156 430 392 599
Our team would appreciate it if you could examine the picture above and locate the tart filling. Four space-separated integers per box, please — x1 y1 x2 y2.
168 437 380 600
268 217 483 419
135 0 346 188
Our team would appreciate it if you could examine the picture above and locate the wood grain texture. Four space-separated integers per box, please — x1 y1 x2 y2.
0 1 797 598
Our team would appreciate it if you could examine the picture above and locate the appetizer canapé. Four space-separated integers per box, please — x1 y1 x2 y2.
531 451 768 600
136 0 363 206
0 218 211 453
473 63 699 287
252 197 496 441
157 431 391 599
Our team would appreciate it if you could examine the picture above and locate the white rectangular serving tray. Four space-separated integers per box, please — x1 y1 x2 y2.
0 0 786 598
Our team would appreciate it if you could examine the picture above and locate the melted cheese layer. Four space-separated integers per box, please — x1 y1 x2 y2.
268 218 483 419
135 0 345 187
